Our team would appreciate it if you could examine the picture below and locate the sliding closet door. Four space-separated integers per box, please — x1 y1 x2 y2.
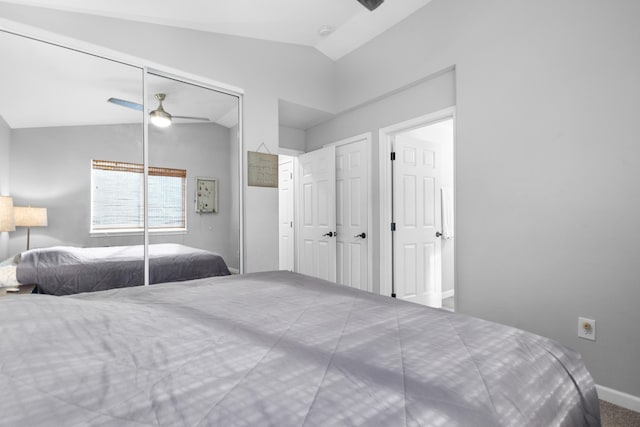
1 30 145 285
146 72 242 280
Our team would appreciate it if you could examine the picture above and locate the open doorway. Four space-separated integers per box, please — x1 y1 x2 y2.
278 154 297 271
379 108 455 311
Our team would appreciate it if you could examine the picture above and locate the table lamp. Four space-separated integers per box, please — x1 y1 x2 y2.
0 196 15 233
14 206 47 250
0 197 18 293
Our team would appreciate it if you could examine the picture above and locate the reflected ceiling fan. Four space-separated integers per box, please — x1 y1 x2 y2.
107 93 210 127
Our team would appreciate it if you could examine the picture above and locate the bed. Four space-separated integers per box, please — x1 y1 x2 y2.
15 243 230 295
0 271 599 426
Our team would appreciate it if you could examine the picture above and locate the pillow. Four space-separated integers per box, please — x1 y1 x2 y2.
0 253 21 267
0 265 19 289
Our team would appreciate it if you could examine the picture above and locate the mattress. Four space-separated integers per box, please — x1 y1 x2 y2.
0 271 600 426
16 243 230 295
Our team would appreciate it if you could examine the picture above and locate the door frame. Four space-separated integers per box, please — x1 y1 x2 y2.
278 148 302 272
378 107 456 299
323 132 373 292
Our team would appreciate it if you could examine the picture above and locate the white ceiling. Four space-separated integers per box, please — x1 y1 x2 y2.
0 31 238 129
0 0 432 60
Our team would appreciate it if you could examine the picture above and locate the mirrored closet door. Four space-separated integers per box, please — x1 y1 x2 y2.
0 30 242 294
0 30 146 293
146 72 241 275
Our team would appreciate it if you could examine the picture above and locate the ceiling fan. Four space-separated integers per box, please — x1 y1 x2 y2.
357 0 384 11
107 93 210 127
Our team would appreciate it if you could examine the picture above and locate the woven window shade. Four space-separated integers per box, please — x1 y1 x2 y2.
91 160 187 230
92 160 186 178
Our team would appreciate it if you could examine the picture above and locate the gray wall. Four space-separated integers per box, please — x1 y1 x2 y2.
9 122 235 265
0 115 10 259
279 126 305 152
324 0 640 397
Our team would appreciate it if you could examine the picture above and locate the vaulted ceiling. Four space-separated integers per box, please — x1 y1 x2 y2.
0 0 432 60
0 0 433 130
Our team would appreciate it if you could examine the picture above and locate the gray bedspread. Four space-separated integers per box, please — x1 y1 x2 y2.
0 271 599 426
16 243 230 295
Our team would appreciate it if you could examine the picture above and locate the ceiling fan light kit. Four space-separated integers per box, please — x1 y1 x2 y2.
108 92 211 128
149 93 172 127
149 111 172 127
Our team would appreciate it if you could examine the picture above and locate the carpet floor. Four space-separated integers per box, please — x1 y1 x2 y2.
601 400 640 426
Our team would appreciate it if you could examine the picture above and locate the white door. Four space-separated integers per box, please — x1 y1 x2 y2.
278 155 295 271
298 146 336 281
393 134 443 307
335 140 369 291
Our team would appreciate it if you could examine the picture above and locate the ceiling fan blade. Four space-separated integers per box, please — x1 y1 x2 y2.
107 97 144 111
357 0 384 11
172 115 211 121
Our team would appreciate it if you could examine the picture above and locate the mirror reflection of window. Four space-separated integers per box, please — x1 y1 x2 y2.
0 30 145 257
91 160 187 232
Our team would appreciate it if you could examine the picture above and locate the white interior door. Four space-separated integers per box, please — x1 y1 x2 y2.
393 134 442 307
335 140 369 291
298 146 336 281
278 155 295 271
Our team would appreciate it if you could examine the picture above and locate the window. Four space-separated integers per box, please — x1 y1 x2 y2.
91 160 186 232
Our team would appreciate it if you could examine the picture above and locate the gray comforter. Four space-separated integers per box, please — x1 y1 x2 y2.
16 243 230 295
0 271 599 426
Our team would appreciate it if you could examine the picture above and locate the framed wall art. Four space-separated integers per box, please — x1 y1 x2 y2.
195 177 218 213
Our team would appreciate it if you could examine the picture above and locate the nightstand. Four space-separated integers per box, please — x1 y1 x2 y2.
0 284 36 297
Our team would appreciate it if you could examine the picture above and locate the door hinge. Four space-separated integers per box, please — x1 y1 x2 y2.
290 172 293 179
390 152 396 161
391 222 396 231
290 221 293 228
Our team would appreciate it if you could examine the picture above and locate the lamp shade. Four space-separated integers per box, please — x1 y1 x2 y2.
14 206 48 227
0 196 16 232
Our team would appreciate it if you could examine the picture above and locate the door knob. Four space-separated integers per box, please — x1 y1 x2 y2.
354 232 366 239
322 231 334 237
435 231 443 238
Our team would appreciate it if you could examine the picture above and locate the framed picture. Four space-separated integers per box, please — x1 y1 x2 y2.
195 177 217 213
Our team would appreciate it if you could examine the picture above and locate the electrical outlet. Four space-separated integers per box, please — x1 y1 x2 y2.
578 317 596 341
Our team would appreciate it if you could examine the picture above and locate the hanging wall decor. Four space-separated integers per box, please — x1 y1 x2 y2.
195 177 218 213
248 151 278 188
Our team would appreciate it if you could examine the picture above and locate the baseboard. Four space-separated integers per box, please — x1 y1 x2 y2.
441 289 454 300
228 267 239 275
597 384 640 413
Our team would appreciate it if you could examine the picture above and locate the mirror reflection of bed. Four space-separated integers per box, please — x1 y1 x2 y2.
0 30 241 295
